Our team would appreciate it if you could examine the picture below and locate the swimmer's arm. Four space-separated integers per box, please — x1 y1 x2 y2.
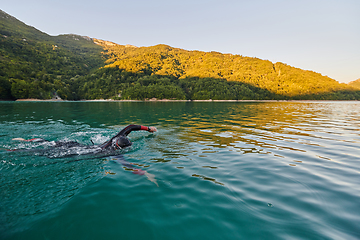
99 125 156 149
119 125 157 136
111 155 159 187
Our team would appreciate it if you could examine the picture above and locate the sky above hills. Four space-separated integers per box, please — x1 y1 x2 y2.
2 0 359 83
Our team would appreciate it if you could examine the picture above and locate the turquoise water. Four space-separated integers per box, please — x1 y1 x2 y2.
1 101 360 240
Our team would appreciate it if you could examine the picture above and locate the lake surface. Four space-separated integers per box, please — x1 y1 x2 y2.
1 101 359 240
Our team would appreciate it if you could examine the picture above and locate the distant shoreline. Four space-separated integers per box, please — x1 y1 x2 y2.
10 98 358 102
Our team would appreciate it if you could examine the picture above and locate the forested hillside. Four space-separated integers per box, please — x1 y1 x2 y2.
78 40 359 100
1 9 359 100
0 10 103 100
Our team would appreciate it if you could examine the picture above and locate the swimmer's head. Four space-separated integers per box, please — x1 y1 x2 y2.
115 136 132 148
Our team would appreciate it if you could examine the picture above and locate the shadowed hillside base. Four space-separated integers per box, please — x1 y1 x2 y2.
75 68 281 100
76 67 360 101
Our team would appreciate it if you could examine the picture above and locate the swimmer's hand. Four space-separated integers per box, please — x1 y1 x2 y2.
148 127 157 132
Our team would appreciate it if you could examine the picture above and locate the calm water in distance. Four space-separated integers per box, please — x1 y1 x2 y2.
1 101 360 240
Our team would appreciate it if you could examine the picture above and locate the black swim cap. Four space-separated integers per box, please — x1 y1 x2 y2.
116 136 132 148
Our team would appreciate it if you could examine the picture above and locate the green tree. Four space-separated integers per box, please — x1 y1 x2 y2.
11 79 29 99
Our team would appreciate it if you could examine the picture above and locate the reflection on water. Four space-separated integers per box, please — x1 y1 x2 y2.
170 102 360 167
1 101 360 240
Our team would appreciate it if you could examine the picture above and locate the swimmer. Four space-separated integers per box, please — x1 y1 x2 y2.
10 124 159 186
12 124 157 151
